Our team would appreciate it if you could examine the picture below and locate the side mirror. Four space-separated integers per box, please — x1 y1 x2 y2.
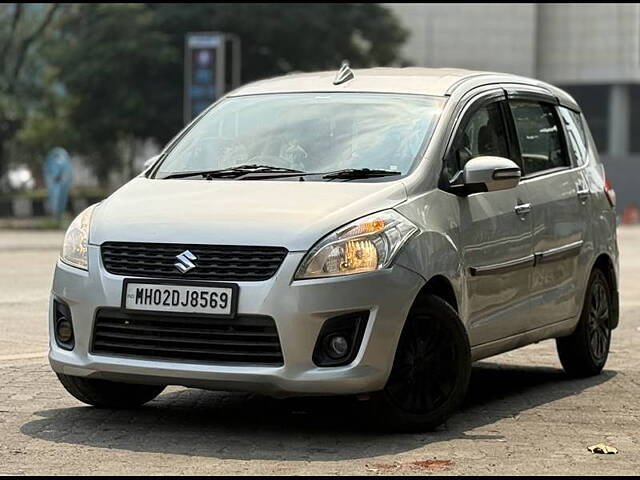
143 154 161 171
452 156 521 196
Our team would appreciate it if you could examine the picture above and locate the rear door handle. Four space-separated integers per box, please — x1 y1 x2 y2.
577 186 590 201
514 203 532 216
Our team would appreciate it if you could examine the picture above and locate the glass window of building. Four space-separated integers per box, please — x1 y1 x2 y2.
561 85 610 153
629 86 640 153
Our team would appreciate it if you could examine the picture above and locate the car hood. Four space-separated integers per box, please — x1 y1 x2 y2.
90 177 407 251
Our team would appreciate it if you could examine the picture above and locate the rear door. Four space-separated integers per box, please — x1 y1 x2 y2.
505 89 586 327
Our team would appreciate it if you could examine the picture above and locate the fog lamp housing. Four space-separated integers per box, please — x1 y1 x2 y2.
53 299 74 350
313 311 369 367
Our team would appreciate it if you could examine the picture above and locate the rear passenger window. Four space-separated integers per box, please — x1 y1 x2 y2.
558 107 588 166
509 100 569 175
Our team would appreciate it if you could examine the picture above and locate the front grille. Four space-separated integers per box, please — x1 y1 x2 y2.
91 308 284 365
101 242 288 281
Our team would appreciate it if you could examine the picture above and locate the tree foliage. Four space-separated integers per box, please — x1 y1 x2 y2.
5 3 408 186
0 3 61 179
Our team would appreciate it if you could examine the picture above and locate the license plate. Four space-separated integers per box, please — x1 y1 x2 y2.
122 280 238 317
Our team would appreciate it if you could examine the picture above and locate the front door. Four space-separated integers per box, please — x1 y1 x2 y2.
442 92 534 347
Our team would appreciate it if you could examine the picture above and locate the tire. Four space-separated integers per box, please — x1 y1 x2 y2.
365 294 471 432
57 373 165 408
556 268 612 377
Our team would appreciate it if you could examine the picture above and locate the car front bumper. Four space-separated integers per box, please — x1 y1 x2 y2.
49 245 424 396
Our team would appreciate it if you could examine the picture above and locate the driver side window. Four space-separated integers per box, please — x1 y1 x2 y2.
443 101 510 182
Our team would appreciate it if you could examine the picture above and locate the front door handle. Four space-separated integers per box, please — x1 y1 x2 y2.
514 203 532 216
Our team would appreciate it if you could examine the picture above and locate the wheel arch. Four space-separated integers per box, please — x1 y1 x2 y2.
387 273 461 368
592 253 619 329
412 274 459 313
382 273 464 386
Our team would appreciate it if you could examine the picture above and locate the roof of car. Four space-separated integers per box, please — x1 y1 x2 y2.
228 67 579 110
229 67 484 97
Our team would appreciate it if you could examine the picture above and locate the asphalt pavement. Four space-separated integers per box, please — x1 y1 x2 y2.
1 227 639 475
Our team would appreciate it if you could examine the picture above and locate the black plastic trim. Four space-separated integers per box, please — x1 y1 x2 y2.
469 241 584 277
53 298 74 351
90 307 283 366
312 311 369 367
534 241 583 265
469 255 535 277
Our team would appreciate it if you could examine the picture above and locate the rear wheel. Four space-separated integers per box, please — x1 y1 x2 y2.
556 268 612 377
57 374 165 408
366 294 471 432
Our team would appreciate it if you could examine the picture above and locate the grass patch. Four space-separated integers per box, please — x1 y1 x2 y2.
0 215 72 230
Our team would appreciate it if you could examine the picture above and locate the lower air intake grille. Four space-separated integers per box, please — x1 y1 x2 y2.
91 308 283 366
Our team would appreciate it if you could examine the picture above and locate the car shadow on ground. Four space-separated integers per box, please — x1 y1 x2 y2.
21 361 616 461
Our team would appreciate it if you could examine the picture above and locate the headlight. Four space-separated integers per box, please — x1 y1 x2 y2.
295 210 418 279
61 204 97 270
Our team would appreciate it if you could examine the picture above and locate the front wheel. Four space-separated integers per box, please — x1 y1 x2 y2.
556 268 612 377
57 374 165 408
365 294 471 432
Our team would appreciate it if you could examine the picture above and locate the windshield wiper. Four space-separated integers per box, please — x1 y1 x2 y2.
162 165 402 181
161 164 305 180
322 168 401 180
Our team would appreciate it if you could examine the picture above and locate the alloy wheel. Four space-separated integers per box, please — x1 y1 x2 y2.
587 278 611 362
386 315 458 414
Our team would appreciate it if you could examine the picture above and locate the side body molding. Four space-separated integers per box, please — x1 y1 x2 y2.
469 240 584 275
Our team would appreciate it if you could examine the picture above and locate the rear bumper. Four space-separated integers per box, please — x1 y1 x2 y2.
49 245 424 396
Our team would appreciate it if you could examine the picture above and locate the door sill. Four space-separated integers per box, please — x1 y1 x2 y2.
470 316 577 362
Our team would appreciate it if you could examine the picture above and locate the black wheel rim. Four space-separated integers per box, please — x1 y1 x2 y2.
587 278 611 363
386 315 458 414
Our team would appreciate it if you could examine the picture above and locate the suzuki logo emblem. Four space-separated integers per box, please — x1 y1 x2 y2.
174 250 197 273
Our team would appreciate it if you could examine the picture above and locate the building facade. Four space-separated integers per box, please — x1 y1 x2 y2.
388 3 640 214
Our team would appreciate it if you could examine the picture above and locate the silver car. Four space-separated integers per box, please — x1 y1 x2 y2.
49 66 619 431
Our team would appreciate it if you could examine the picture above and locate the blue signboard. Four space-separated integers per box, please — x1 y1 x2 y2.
43 147 72 222
184 33 222 123
184 32 241 124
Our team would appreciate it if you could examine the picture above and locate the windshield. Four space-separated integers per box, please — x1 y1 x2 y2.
156 93 445 178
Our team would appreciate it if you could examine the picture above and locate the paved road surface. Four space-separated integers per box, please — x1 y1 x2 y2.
1 227 639 475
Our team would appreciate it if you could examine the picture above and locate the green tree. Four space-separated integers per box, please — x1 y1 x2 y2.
149 3 409 135
150 3 408 81
44 4 177 183
35 3 409 185
0 3 61 182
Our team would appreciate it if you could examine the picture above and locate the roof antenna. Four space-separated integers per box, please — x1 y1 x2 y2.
333 60 354 85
